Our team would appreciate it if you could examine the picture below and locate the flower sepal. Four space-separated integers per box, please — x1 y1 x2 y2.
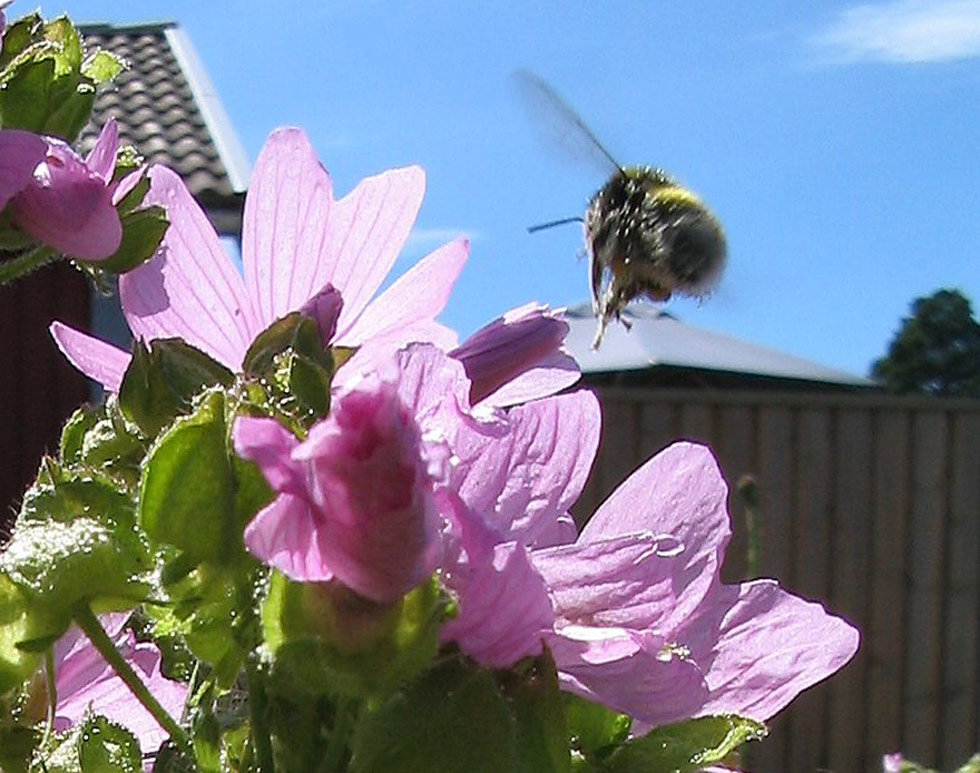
350 650 571 773
58 397 146 489
119 339 234 439
261 572 446 700
242 311 338 431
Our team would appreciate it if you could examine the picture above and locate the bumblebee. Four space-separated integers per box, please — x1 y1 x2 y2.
518 72 726 348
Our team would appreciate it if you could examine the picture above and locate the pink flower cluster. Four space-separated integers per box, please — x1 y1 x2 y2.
52 127 858 741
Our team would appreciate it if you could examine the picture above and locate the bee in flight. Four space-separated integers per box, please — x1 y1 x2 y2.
518 72 727 349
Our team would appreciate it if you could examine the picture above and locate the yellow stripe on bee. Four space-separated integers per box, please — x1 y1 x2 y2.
650 185 704 207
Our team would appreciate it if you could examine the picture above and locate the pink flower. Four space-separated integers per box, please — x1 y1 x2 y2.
882 753 906 772
51 613 187 765
529 442 860 728
1 121 129 260
51 127 467 391
234 364 447 603
364 343 599 665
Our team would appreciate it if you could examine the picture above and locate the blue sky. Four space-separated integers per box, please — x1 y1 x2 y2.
50 0 980 376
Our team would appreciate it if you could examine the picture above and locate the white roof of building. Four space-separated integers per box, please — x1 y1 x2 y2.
563 303 870 386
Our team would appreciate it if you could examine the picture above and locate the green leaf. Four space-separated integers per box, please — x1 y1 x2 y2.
0 13 43 69
81 50 125 84
564 694 631 761
43 17 82 74
41 78 94 142
97 205 169 274
604 715 767 773
77 714 142 773
499 650 571 773
1 57 55 131
351 657 519 773
138 390 240 565
119 339 233 437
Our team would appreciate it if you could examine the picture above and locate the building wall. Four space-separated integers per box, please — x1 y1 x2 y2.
0 263 90 535
575 384 980 771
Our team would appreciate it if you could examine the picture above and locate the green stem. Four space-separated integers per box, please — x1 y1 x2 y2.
318 699 357 773
0 246 55 286
72 604 191 751
246 659 275 773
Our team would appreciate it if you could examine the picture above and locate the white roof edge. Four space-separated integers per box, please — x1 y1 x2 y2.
164 26 251 193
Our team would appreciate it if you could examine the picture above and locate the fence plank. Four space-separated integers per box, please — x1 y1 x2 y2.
638 398 678 461
902 411 948 766
716 403 756 584
867 410 911 765
755 406 793 583
678 402 713 445
743 405 794 773
788 407 834 772
828 408 874 771
941 412 980 766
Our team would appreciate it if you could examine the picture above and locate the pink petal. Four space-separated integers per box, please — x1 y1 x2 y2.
326 165 426 332
243 493 334 582
532 531 688 632
336 237 468 346
120 166 256 370
333 321 460 391
547 625 709 727
389 343 483 435
476 350 581 409
681 580 860 721
0 129 45 209
452 390 601 547
583 441 731 567
50 321 130 392
450 303 578 406
440 541 553 668
233 416 304 495
242 128 334 327
54 617 187 757
85 119 118 183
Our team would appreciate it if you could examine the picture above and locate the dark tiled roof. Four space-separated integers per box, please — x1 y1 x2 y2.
77 22 250 234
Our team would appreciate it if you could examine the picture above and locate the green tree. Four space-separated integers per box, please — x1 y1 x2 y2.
872 289 980 397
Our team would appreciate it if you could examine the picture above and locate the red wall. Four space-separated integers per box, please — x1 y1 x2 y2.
0 262 90 537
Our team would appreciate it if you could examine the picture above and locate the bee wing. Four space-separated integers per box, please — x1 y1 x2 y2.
513 70 622 177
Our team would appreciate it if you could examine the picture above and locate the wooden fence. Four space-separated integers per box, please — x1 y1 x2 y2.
573 385 980 772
